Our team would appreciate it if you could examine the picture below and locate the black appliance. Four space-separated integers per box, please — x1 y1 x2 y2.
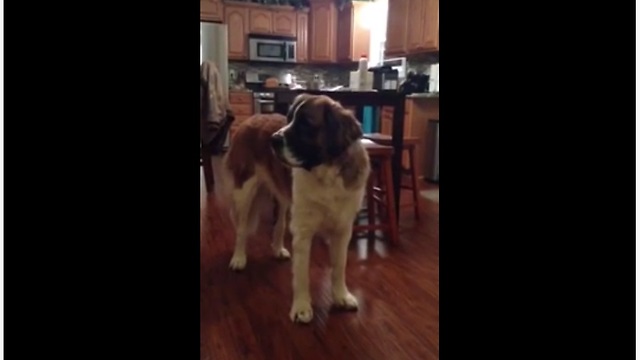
398 71 430 95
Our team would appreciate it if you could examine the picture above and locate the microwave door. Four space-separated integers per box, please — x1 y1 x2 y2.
260 41 285 62
283 42 288 62
286 43 294 62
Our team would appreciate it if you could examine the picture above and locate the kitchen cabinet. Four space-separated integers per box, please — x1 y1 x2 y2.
296 12 309 63
385 0 438 57
201 0 223 22
309 0 371 63
225 6 249 60
336 1 372 62
248 8 297 37
249 9 273 34
420 0 439 51
273 11 297 37
229 91 254 141
384 0 409 56
309 0 337 62
380 97 439 176
381 103 411 168
222 0 371 64
405 0 425 51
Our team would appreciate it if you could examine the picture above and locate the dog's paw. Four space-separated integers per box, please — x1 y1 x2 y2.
333 292 359 311
228 254 247 271
289 300 314 323
272 247 291 260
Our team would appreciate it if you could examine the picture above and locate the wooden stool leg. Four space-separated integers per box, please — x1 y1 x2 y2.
375 162 386 220
202 150 214 193
382 157 399 245
366 172 376 241
408 146 420 220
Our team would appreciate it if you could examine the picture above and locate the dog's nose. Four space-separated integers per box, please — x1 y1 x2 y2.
271 132 284 150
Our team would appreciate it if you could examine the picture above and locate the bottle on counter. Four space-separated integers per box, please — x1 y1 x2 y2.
310 74 320 90
358 54 368 90
310 74 326 90
358 54 368 73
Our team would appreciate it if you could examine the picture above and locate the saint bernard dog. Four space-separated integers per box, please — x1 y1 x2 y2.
217 93 370 323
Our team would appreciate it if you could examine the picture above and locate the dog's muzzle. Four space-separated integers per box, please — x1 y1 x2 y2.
271 131 302 167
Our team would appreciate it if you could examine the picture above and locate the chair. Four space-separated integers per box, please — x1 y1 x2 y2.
353 139 399 245
363 133 421 220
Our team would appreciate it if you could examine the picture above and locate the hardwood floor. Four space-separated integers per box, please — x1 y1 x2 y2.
200 169 439 360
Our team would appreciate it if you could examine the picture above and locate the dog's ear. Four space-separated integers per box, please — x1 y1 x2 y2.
287 93 314 123
324 102 363 159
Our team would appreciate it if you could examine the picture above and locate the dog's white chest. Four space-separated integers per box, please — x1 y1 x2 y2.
291 167 364 223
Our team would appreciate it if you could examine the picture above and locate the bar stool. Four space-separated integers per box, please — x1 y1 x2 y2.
353 139 399 245
363 133 421 220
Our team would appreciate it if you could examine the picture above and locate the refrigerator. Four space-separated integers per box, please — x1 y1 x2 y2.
200 22 230 147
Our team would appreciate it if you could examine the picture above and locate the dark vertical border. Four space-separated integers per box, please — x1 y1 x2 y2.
5 1 200 359
441 1 635 359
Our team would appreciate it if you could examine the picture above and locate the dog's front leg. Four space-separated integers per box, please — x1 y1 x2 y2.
330 227 359 310
289 229 314 323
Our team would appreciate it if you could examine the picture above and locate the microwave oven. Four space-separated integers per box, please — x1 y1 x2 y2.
249 35 296 63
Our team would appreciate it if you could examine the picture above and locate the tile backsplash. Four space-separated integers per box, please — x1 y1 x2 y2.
229 53 438 89
229 61 353 88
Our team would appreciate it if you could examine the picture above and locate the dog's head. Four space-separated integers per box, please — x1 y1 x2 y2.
270 94 363 170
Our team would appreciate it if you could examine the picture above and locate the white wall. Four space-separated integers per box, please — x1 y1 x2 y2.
366 0 389 67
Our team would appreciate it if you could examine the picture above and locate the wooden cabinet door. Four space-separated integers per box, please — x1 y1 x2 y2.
296 12 309 63
336 3 353 62
380 105 412 168
337 2 372 62
380 107 393 135
309 1 337 63
405 0 425 52
352 2 371 61
343 2 372 62
420 0 439 51
273 11 297 37
201 0 223 22
385 0 409 56
249 9 273 34
226 7 249 60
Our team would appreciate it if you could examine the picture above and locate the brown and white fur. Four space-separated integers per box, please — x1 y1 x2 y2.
216 94 370 323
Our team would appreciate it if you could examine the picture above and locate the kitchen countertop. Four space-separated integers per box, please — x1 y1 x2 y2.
406 92 439 98
232 86 438 99
273 89 406 105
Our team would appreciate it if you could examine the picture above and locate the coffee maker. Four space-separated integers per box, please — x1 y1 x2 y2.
398 71 430 94
368 65 399 91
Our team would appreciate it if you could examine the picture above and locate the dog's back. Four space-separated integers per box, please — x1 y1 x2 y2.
215 114 293 270
224 114 291 196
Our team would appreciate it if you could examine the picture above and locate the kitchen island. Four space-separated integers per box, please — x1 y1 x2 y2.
273 89 407 220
